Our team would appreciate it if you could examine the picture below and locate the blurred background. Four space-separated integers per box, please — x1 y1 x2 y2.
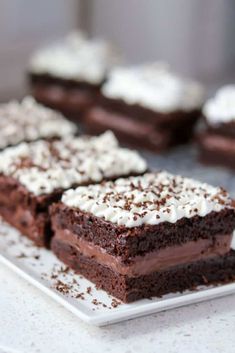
0 0 235 101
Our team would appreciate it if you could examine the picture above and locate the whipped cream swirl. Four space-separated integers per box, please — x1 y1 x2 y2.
62 172 232 227
102 62 204 113
0 96 77 149
30 31 120 84
0 131 147 195
203 85 235 126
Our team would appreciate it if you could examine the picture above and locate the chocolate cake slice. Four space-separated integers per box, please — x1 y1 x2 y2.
51 172 235 302
198 85 235 169
28 31 120 122
0 131 146 247
0 96 77 150
85 63 204 152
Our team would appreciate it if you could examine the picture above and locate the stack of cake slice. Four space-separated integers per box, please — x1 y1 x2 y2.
0 95 235 303
85 63 204 152
0 131 147 246
50 172 235 302
198 85 235 169
28 31 120 122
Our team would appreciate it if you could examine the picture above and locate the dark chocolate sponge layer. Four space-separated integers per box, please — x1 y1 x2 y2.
29 73 101 122
0 171 145 247
84 94 201 152
97 95 201 128
85 108 172 152
197 114 235 169
199 146 235 170
0 176 63 247
52 238 235 302
50 202 235 259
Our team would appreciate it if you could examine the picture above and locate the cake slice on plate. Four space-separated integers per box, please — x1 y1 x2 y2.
0 131 146 247
28 31 120 122
198 85 235 169
51 172 235 302
85 63 204 152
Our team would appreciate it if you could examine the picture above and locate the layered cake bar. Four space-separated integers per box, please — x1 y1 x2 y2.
0 96 77 149
29 31 120 122
198 85 235 169
51 172 235 302
0 132 146 247
85 63 204 152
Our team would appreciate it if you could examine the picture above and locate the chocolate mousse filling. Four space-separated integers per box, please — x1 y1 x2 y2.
198 133 235 169
31 82 96 122
199 134 235 153
54 229 232 277
85 107 171 151
50 172 235 302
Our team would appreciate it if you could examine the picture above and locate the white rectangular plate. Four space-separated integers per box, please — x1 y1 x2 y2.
1 220 235 327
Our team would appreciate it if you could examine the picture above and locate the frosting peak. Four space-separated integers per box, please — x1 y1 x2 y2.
62 172 232 227
102 62 204 113
0 131 147 195
0 96 77 149
29 31 120 84
203 85 235 125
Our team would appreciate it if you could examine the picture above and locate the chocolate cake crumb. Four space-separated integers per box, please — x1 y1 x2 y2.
86 286 92 295
55 280 71 294
91 296 121 310
111 298 121 308
51 273 58 280
75 292 85 300
57 265 70 274
92 299 99 306
72 278 79 285
91 298 107 307
16 253 27 259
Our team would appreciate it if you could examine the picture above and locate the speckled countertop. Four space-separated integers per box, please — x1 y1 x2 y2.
1 146 235 353
1 265 235 353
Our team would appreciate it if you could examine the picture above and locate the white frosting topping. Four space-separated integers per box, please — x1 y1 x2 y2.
102 62 204 113
0 131 146 195
203 85 235 125
29 31 120 84
0 96 77 149
62 172 232 227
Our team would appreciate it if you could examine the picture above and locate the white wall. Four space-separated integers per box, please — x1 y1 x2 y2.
0 0 79 100
1 0 234 100
90 0 235 87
